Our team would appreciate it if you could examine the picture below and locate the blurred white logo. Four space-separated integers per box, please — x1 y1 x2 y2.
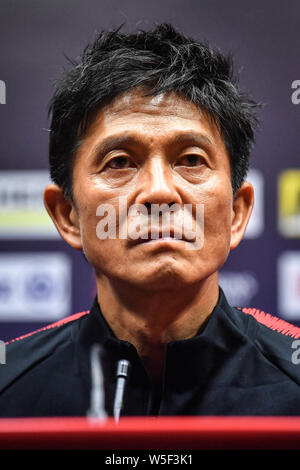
219 271 259 306
278 252 300 320
0 253 71 321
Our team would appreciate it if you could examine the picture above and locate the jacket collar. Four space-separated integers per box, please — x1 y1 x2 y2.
75 286 241 377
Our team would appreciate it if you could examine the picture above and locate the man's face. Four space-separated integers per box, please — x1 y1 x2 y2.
71 88 235 291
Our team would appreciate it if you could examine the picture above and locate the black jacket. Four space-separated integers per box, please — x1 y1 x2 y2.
0 288 300 417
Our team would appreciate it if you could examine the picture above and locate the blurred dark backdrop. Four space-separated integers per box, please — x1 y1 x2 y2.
0 0 299 341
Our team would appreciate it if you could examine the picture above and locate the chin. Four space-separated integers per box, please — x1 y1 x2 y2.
123 264 204 292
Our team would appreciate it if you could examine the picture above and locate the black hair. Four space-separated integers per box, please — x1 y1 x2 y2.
48 22 260 198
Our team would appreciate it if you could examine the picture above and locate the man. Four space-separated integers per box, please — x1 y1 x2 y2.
0 23 299 417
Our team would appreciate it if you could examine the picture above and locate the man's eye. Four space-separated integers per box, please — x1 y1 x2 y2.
106 156 133 169
176 155 205 167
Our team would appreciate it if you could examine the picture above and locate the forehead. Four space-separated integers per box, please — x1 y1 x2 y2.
77 88 230 175
102 88 202 119
84 88 221 139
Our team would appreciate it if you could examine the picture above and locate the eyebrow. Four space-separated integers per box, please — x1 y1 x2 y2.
92 131 214 159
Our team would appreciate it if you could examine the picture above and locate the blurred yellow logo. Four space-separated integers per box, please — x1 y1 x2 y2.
278 170 300 237
0 170 58 239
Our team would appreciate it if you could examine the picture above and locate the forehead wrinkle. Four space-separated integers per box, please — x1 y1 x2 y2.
105 109 205 121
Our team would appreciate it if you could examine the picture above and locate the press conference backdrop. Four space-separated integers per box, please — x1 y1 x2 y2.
0 0 299 341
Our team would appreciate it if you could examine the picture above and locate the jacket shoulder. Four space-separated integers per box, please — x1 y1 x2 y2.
6 309 90 345
233 306 300 385
0 309 90 393
236 307 300 339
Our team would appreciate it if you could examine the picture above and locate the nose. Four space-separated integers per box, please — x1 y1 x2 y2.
135 157 182 208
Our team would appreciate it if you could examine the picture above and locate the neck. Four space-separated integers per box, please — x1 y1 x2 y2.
95 273 219 384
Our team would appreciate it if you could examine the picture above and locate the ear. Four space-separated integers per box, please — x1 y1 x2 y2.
230 181 254 251
44 184 83 250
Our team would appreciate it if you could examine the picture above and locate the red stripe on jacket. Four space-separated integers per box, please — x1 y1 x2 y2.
6 306 300 345
239 307 300 339
6 310 90 345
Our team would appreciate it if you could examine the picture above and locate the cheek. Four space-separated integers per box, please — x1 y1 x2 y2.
74 189 112 254
206 194 232 227
76 188 128 272
200 179 233 250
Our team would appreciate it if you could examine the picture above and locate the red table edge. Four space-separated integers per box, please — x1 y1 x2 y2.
0 416 300 449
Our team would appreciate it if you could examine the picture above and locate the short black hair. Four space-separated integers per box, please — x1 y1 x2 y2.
48 22 260 198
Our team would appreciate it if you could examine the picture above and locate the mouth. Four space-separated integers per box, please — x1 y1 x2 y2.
128 227 192 246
